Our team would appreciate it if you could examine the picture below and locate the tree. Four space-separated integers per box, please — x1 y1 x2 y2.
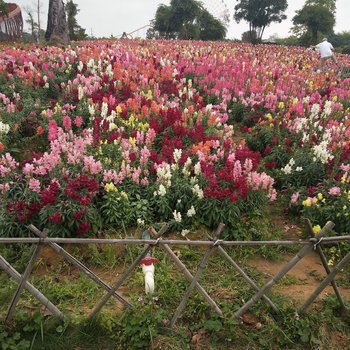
241 30 257 43
65 0 87 41
36 0 43 42
25 9 38 42
0 0 8 17
45 0 69 44
293 4 335 45
234 0 288 43
198 9 227 41
305 0 336 13
151 0 226 40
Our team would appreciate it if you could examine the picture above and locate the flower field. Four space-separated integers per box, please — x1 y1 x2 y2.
0 40 349 238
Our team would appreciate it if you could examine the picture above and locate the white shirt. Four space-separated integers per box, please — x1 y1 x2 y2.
316 41 334 58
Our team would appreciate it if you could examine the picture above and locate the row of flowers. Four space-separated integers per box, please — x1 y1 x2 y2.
0 40 349 237
0 41 280 237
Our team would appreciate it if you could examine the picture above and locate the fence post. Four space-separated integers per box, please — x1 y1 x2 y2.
5 229 48 323
88 224 168 320
27 225 133 309
233 221 335 319
0 255 63 319
206 233 279 314
149 227 223 316
299 249 350 314
305 219 346 311
170 223 225 328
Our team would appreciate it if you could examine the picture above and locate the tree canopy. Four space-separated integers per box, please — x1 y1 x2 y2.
293 4 335 45
65 0 87 41
0 0 8 17
234 0 288 43
150 0 227 41
304 0 336 13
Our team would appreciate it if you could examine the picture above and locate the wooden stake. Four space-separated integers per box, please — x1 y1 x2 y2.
299 249 350 314
0 255 62 319
28 225 132 309
233 221 335 319
149 227 222 316
305 219 346 311
206 233 279 314
88 224 168 319
170 224 225 328
5 229 48 322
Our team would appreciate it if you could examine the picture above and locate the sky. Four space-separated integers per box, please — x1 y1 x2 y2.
14 0 350 40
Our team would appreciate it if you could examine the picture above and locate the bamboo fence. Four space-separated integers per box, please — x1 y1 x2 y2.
0 220 349 327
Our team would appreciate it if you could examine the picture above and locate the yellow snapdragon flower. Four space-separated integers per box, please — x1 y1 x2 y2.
313 225 321 234
105 182 118 192
116 105 122 114
302 199 311 207
120 191 128 199
129 137 136 148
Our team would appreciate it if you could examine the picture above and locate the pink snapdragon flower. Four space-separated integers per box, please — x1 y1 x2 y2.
62 116 72 130
328 187 341 196
74 116 83 127
48 120 58 141
291 192 300 204
29 178 41 193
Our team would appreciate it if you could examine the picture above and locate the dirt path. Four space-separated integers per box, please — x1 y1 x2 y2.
247 252 350 303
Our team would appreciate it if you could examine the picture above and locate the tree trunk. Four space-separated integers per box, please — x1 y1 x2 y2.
45 0 69 44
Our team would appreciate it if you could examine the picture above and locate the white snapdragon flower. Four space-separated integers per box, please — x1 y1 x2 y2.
187 206 196 217
181 229 190 237
137 218 145 226
107 111 117 123
282 158 295 175
310 103 320 116
282 164 292 175
173 210 182 223
77 61 84 72
312 141 334 164
323 100 332 116
88 104 95 116
192 184 204 199
296 167 303 172
0 121 10 134
206 104 213 113
194 162 201 175
78 85 84 100
101 102 108 118
173 148 182 163
158 184 167 196
157 164 172 187
182 157 192 177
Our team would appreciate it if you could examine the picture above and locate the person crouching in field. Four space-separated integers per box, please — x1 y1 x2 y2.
311 38 339 70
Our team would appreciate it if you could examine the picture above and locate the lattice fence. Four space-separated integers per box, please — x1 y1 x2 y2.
1 220 350 327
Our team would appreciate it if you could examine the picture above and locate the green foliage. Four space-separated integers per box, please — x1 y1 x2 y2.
0 0 8 17
293 4 335 45
152 0 227 40
113 296 167 350
0 330 31 350
65 0 87 41
227 101 247 123
278 148 327 188
234 0 288 43
305 0 336 13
